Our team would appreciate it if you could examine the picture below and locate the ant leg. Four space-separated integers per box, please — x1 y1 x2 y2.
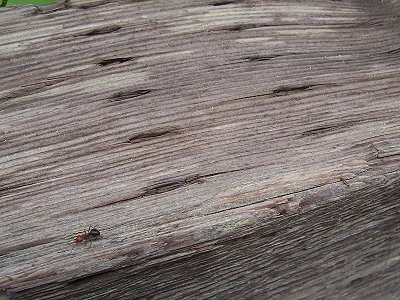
87 236 92 248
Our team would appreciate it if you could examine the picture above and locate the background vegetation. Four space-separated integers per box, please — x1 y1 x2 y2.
5 0 60 5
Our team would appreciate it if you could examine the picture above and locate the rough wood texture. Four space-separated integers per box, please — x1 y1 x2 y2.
0 0 399 299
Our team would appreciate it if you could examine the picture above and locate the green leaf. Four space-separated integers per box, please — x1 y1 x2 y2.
4 0 61 6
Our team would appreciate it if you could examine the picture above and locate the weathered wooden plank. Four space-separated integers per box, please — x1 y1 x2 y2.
0 0 399 299
16 174 400 300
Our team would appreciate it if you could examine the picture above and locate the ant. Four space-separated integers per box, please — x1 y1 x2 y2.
339 176 350 187
75 226 101 247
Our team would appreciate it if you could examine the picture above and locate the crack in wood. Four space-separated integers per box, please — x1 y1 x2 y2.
376 151 400 159
204 181 330 217
221 23 271 31
217 83 335 101
86 167 253 211
124 127 178 144
86 174 203 210
302 125 336 136
0 179 45 196
111 89 152 101
144 175 204 196
271 84 324 96
387 47 400 55
210 0 237 6
1 79 64 104
244 54 282 62
98 57 134 66
82 25 122 36
141 167 253 197
378 152 400 159
302 119 362 138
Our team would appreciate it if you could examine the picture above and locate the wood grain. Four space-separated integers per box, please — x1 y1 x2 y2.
0 0 399 299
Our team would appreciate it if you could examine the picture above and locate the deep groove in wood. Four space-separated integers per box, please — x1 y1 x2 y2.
387 47 400 55
82 25 122 36
210 0 237 6
244 55 283 62
271 84 325 96
301 125 336 136
126 127 179 144
111 89 153 101
97 57 133 66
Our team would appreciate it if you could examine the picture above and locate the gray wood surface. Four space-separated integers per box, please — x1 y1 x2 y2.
0 0 399 299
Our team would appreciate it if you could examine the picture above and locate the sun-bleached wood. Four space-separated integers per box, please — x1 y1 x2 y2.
0 0 399 299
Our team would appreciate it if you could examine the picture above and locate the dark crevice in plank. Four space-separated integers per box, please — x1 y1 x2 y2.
111 89 153 101
218 82 331 104
228 92 274 102
124 127 179 144
271 84 326 97
0 179 44 197
143 166 258 197
97 57 134 66
387 47 400 55
144 174 205 196
84 167 254 211
301 125 337 136
138 173 204 196
376 152 400 159
205 181 330 217
209 0 237 6
220 23 271 31
81 25 122 36
218 23 358 32
0 182 27 194
83 174 203 211
0 78 66 105
243 54 283 62
378 153 400 159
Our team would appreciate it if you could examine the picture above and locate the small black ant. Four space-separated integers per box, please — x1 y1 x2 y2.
75 226 101 246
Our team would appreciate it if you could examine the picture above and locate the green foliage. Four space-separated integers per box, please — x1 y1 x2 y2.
5 0 60 6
